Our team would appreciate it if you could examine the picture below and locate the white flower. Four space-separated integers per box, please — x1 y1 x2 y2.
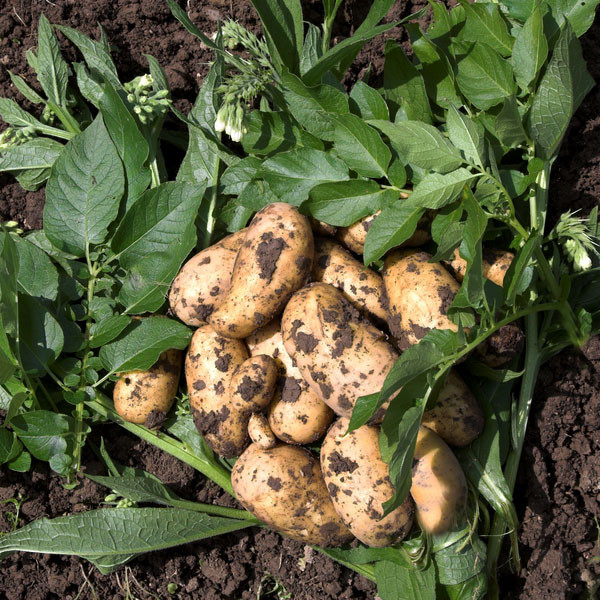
139 74 153 89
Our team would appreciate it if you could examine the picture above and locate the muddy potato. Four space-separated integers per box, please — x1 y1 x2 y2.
282 283 398 419
476 322 525 367
422 370 483 447
169 229 246 327
446 247 514 288
209 203 314 339
383 250 460 349
114 349 182 425
186 324 277 457
248 413 277 449
310 217 337 237
232 443 354 546
247 321 334 444
321 419 414 547
312 238 388 324
410 426 468 534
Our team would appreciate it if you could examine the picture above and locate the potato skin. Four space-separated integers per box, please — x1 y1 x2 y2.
321 419 414 547
476 322 525 367
114 349 182 425
248 413 277 449
281 283 398 419
422 370 483 447
410 426 467 534
310 218 337 237
446 247 514 288
209 203 314 339
247 321 334 445
169 230 246 327
312 238 388 324
232 443 354 547
383 250 460 349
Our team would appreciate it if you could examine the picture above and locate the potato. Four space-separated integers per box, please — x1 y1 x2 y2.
232 443 354 547
248 413 277 449
422 370 483 447
321 419 414 547
186 324 277 457
475 322 525 367
114 349 182 425
312 238 388 324
169 229 246 327
446 247 514 288
383 250 459 349
247 321 334 445
209 203 314 339
310 217 337 237
281 283 398 419
410 426 467 534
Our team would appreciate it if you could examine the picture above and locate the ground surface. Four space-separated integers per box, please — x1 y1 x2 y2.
0 1 599 598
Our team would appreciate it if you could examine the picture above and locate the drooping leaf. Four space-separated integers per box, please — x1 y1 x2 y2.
434 535 486 585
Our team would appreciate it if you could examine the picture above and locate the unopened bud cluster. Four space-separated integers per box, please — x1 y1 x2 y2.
0 126 35 150
124 74 170 125
554 211 598 272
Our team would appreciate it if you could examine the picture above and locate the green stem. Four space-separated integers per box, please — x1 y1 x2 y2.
149 159 161 188
47 100 81 136
202 153 220 249
165 497 259 522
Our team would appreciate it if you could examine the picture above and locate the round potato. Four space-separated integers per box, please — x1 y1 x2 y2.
247 321 334 444
310 218 337 237
209 203 314 339
232 443 354 547
282 283 398 419
321 419 414 547
446 247 514 288
383 250 460 349
248 412 277 449
312 238 388 324
410 426 468 534
114 349 182 425
422 370 483 447
169 229 246 326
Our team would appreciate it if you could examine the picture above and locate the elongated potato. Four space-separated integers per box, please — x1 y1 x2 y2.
446 247 514 288
114 349 182 425
321 419 414 547
410 426 468 534
169 229 246 326
232 443 354 546
186 324 277 457
248 413 277 449
209 203 314 339
281 283 398 419
422 370 483 447
247 321 334 444
312 238 388 324
383 250 459 349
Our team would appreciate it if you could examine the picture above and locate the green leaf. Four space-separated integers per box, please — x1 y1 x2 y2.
0 138 64 174
455 42 517 110
331 114 391 178
375 559 436 600
251 0 303 73
511 2 548 90
261 148 349 206
435 535 486 585
221 157 262 196
503 234 540 305
0 229 19 339
408 169 479 209
99 317 191 374
0 98 63 136
501 0 535 22
383 40 432 123
37 14 70 107
300 24 323 76
8 450 31 472
370 120 464 173
9 411 74 461
527 23 594 159
73 62 104 107
459 1 514 57
446 106 486 167
445 572 487 600
8 71 45 104
306 180 396 227
0 429 20 465
545 0 600 37
363 199 425 265
0 508 253 560
146 54 169 92
99 83 151 211
89 315 132 349
86 475 187 507
495 96 528 148
281 73 349 141
12 235 60 301
349 81 389 121
0 320 17 384
189 60 221 133
44 116 124 258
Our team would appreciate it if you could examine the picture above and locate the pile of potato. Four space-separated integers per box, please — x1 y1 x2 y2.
114 203 520 548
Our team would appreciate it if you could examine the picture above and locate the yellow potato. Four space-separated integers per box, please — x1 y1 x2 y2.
321 419 414 547
312 238 388 324
383 250 459 349
281 283 398 419
422 370 483 447
310 218 337 237
113 349 182 425
169 229 246 326
410 426 468 534
248 412 277 449
232 443 354 547
209 203 314 339
446 247 514 288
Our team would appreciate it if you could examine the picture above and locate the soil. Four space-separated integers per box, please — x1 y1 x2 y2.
1 1 599 599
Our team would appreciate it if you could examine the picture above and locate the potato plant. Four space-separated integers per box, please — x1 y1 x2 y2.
1 1 600 599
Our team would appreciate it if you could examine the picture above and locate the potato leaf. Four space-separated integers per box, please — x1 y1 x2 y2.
89 315 132 349
12 235 60 301
545 0 600 38
0 138 64 175
495 96 528 148
446 106 486 167
36 14 70 107
434 535 486 585
458 1 514 57
511 2 548 90
221 157 262 196
408 169 479 210
349 81 389 121
374 556 436 600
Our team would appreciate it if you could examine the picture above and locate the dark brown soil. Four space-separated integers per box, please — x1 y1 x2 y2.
1 1 599 599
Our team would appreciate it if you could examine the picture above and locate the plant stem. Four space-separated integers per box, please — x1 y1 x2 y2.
202 153 220 249
149 159 161 188
47 100 81 136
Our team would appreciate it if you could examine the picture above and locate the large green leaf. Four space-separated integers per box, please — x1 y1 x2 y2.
44 116 124 257
349 81 389 121
12 235 60 301
511 2 548 90
446 106 486 167
408 169 479 210
459 1 513 57
9 411 74 461
0 138 63 174
546 0 600 38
